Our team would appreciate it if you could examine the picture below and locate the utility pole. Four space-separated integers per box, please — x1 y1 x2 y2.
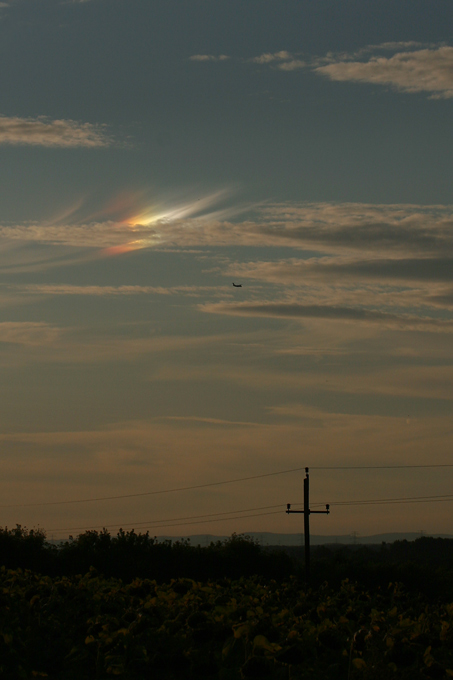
286 467 330 582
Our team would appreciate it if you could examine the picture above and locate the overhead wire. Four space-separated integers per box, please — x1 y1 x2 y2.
0 466 313 508
47 492 453 534
3 463 453 509
311 492 453 507
310 465 453 470
49 509 287 534
48 502 304 533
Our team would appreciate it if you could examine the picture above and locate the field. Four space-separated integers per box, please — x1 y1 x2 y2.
1 566 453 679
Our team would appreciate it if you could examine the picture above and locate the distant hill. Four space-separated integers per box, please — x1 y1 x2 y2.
48 531 453 547
155 532 453 547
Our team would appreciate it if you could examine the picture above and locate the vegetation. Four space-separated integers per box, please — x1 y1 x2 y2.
1 567 453 679
1 527 453 678
0 526 292 582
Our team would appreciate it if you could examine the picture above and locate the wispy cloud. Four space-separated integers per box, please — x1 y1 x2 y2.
190 51 304 70
1 201 453 331
246 43 453 98
153 358 453 402
211 202 453 326
0 322 61 345
361 41 436 53
249 50 305 70
0 322 236 367
227 256 453 286
256 203 453 256
200 301 453 332
3 201 450 250
0 115 112 147
277 59 306 71
250 50 293 64
14 284 224 297
314 45 453 98
0 201 452 275
0 188 248 258
189 54 230 62
224 260 453 316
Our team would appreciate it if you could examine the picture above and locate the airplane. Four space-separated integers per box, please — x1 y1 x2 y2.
232 283 242 287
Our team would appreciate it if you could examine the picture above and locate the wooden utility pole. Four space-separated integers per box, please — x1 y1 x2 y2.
286 467 330 582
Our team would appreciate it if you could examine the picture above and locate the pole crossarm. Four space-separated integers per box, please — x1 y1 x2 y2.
286 505 330 514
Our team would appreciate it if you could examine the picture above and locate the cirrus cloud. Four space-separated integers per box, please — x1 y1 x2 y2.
314 46 453 98
246 43 453 98
200 301 453 332
249 50 305 70
0 321 61 345
189 54 230 62
0 202 452 267
0 115 112 147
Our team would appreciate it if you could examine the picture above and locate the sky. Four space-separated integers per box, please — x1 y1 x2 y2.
0 0 452 539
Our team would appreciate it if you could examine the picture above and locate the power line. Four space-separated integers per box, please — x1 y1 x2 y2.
2 463 453 509
49 509 286 534
335 497 453 507
311 465 453 470
311 492 453 507
47 492 453 534
0 466 311 508
48 502 302 533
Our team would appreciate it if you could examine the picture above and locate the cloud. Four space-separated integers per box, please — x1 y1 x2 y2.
0 188 247 256
246 43 453 98
1 201 452 295
189 49 305 71
0 322 61 345
250 51 293 64
1 201 453 329
20 284 165 296
228 256 453 286
307 257 453 283
14 284 225 297
0 115 112 147
277 60 306 71
154 357 453 403
365 41 434 52
314 46 453 98
189 54 230 62
249 51 305 70
200 301 453 332
257 203 453 256
318 42 438 64
210 202 453 321
0 323 238 367
224 260 453 316
5 201 450 252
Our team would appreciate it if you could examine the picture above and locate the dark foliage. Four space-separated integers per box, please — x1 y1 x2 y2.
0 526 293 582
2 527 453 599
0 524 57 573
1 569 453 679
275 537 453 599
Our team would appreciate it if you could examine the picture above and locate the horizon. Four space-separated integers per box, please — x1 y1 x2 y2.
0 0 452 539
43 530 453 549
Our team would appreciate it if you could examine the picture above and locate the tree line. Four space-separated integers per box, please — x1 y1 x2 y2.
0 525 292 582
1 525 453 597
